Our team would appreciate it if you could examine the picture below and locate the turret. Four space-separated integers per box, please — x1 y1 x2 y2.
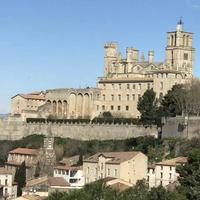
104 42 118 76
126 47 139 63
148 50 154 63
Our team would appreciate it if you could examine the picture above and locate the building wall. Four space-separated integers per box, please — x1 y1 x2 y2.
0 173 17 198
155 165 177 187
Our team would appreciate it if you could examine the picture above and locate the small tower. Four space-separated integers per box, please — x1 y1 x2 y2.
165 19 195 77
104 42 118 76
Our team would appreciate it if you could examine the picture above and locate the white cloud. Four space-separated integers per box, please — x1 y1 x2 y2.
186 0 200 8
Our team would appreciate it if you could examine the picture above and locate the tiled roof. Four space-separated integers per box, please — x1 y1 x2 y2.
48 177 70 187
98 77 153 83
0 167 12 174
5 161 32 168
84 151 140 164
12 94 45 100
157 157 188 166
26 176 70 187
9 148 39 156
54 165 83 171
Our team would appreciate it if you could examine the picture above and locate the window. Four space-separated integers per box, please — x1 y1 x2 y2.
138 83 142 90
96 168 98 175
111 105 114 110
147 83 151 89
118 106 121 111
138 94 141 99
160 181 163 186
184 53 188 60
112 84 114 89
161 166 163 170
108 168 110 176
127 84 130 89
87 167 90 174
102 105 105 110
170 166 172 171
114 169 118 176
101 163 103 170
118 94 121 101
127 94 130 101
133 84 135 89
161 172 163 178
169 173 172 179
160 82 163 90
126 106 129 111
103 94 106 101
132 94 135 100
119 84 121 89
5 179 8 186
97 105 99 111
147 176 149 181
111 94 114 101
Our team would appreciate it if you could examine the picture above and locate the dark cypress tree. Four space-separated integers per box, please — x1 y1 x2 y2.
14 161 26 196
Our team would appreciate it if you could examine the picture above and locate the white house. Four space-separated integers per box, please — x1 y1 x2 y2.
0 167 17 199
147 156 187 188
53 165 84 188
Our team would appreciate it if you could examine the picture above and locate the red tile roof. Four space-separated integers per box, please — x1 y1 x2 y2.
84 151 141 164
9 148 39 156
157 157 188 166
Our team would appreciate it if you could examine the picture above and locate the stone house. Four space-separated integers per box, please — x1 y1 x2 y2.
147 156 187 188
83 151 147 185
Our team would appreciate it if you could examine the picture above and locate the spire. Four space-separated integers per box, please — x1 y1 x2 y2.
176 17 184 31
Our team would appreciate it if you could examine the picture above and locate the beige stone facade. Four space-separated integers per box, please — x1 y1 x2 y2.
83 151 147 185
147 156 187 188
10 21 195 119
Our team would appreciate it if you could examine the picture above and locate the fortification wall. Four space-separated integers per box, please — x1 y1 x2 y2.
162 116 200 138
0 117 157 140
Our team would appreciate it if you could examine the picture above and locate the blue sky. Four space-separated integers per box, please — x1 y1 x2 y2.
0 0 200 113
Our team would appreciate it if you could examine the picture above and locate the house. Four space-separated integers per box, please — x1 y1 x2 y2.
83 151 147 185
147 156 187 188
5 148 39 180
23 176 70 197
53 165 84 188
0 167 17 199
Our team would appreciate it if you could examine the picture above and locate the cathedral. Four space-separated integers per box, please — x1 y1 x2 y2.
11 21 195 120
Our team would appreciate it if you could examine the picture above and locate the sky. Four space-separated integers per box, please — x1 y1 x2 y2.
0 0 200 113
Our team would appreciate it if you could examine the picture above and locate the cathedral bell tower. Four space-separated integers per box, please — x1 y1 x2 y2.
165 19 195 77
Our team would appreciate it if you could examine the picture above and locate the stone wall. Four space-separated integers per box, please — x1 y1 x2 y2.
162 116 200 138
0 117 157 140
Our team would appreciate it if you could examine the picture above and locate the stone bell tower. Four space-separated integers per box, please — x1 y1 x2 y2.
165 19 195 77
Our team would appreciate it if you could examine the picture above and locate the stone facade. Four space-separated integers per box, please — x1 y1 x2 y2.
10 21 195 120
83 151 147 185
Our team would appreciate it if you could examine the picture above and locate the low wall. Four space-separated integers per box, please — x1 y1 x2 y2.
0 117 157 140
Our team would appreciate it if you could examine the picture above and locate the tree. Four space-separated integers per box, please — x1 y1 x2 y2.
137 89 159 125
14 161 26 196
176 148 200 200
161 84 185 117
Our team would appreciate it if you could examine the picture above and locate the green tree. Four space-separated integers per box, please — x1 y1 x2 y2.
137 89 159 125
176 148 200 200
14 161 26 196
161 84 185 117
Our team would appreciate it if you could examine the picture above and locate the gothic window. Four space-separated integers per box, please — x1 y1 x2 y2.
111 94 114 101
132 94 135 100
127 84 130 89
111 105 114 110
102 105 105 110
126 106 129 111
133 84 135 89
138 83 142 90
118 106 121 111
118 94 121 101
